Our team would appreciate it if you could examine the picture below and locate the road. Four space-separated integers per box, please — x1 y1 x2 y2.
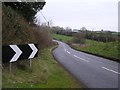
53 40 120 88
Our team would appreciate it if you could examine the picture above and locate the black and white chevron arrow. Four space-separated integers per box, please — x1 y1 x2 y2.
2 44 38 63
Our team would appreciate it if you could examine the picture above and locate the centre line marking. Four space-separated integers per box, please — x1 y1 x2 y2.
73 55 89 62
102 67 120 74
67 51 71 54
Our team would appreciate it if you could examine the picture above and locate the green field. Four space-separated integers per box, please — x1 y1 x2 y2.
2 46 81 88
72 40 119 61
52 33 119 61
52 33 73 42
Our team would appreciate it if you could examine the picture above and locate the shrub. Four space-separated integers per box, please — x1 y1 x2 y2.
33 26 53 50
72 32 85 44
2 4 36 45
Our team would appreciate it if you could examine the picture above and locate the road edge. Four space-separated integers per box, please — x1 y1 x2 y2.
68 43 120 63
51 44 87 88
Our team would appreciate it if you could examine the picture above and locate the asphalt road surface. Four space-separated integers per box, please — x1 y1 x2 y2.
53 40 120 88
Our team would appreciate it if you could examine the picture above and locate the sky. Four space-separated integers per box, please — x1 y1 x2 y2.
35 0 119 32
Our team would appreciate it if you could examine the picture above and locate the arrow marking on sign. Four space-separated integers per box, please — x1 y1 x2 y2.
28 44 38 59
9 45 22 62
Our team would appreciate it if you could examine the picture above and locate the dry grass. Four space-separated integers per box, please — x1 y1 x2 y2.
2 47 81 88
2 4 53 48
2 5 36 45
33 26 53 50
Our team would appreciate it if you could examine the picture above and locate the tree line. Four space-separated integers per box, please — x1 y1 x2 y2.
50 26 119 43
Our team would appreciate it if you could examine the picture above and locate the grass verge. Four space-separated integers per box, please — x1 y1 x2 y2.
71 40 119 62
51 33 119 62
2 46 81 88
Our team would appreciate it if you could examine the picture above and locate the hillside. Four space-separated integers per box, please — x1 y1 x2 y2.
2 4 36 45
2 3 81 88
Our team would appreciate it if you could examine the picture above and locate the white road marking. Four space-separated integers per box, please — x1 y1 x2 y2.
67 51 71 54
73 55 89 62
102 67 120 74
63 45 70 54
63 44 89 62
63 45 67 51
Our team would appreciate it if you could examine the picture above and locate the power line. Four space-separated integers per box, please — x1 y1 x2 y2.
39 10 48 23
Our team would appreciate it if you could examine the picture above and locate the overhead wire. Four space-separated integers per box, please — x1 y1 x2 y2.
39 10 48 24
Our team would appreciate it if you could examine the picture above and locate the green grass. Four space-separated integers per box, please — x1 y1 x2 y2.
52 33 73 42
72 39 119 61
52 33 119 61
2 46 81 88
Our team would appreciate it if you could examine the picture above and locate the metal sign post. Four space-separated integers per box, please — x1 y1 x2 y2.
29 59 32 69
9 62 12 73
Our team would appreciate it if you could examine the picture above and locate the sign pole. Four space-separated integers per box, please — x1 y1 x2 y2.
30 59 32 69
9 62 12 73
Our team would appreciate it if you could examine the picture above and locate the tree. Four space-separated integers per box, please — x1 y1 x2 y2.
73 32 85 44
65 27 72 36
80 27 87 31
3 2 46 22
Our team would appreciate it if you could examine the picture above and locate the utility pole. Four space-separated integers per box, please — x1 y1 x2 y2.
92 28 94 40
48 21 49 27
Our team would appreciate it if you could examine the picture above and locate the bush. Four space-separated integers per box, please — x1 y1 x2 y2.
2 4 36 45
2 4 53 50
72 33 85 44
33 26 53 50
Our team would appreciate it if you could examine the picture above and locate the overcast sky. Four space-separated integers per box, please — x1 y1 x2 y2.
35 0 119 31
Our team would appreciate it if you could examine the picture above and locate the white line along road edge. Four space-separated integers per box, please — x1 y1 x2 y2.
28 44 38 59
102 67 120 74
9 45 22 62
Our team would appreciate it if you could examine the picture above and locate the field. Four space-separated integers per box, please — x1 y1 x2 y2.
72 40 119 61
2 46 81 88
52 33 73 42
52 33 119 61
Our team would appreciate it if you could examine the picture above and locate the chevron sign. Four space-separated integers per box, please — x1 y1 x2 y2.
2 44 38 63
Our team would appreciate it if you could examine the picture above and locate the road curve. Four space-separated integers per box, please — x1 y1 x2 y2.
52 40 120 88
